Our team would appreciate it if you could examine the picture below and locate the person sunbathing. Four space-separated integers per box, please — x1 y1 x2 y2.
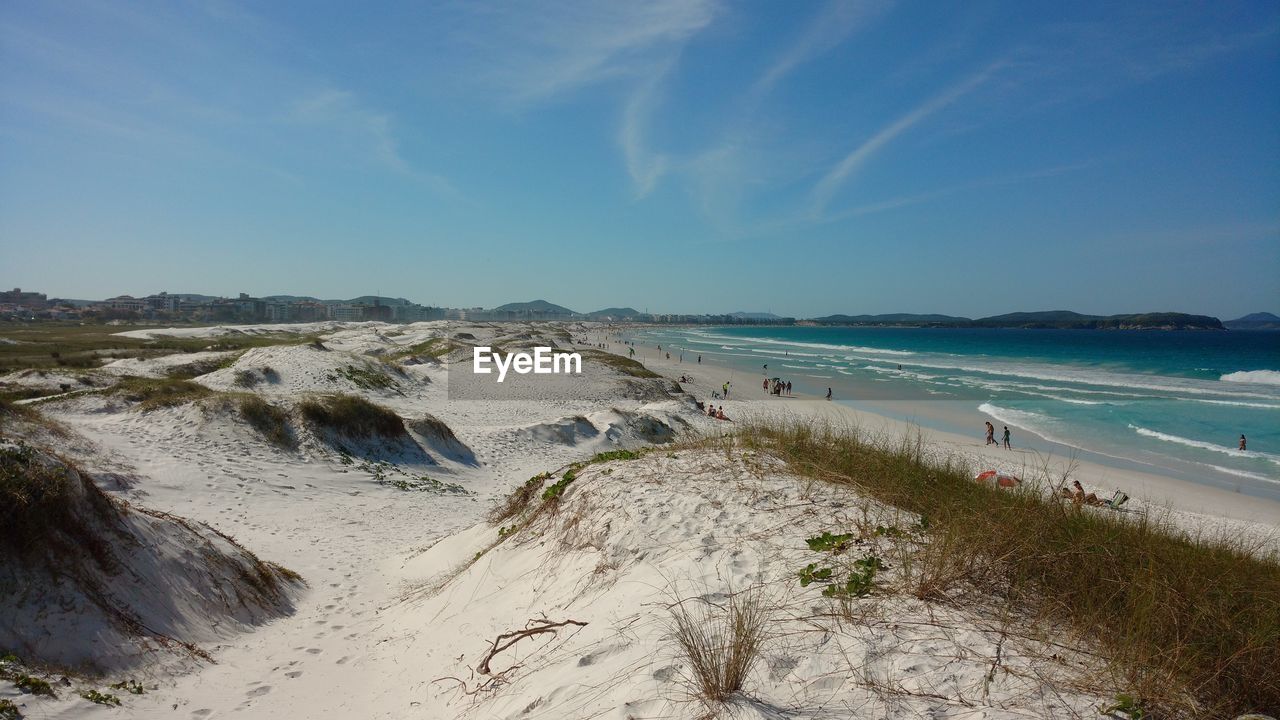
1071 481 1102 506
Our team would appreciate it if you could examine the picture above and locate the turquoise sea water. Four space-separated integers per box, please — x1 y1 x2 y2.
631 326 1280 500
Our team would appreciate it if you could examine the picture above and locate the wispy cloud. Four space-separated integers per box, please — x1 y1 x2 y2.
457 0 718 106
619 66 673 197
753 0 892 97
291 89 456 195
809 61 1002 218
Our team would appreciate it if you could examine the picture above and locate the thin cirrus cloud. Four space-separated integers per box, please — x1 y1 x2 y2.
808 60 1004 220
459 0 720 106
752 0 893 98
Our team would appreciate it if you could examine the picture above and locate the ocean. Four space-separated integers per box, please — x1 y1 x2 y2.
627 326 1280 500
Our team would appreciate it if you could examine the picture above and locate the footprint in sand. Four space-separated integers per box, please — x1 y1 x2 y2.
285 671 303 679
246 685 272 697
335 656 351 665
306 648 322 654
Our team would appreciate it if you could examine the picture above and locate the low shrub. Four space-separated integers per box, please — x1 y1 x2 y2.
78 689 120 706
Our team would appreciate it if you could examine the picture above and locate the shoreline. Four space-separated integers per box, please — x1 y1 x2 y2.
589 331 1280 530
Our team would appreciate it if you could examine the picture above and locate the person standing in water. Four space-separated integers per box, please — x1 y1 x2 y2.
1240 434 1247 451
826 387 832 400
1002 426 1011 449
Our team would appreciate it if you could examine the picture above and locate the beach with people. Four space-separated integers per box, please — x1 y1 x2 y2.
600 328 1280 531
1 319 1278 720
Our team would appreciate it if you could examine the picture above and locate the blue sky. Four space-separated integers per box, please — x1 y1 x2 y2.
2 0 1277 318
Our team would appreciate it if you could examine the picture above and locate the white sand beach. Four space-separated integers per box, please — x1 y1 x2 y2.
2 321 1276 719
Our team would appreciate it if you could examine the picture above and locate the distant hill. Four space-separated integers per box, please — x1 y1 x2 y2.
339 296 414 307
492 300 578 315
587 307 644 318
809 310 1223 330
728 311 783 320
1225 312 1280 330
263 295 321 304
971 311 1223 330
812 313 970 325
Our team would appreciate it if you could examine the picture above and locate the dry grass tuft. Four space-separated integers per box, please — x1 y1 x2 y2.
669 586 770 708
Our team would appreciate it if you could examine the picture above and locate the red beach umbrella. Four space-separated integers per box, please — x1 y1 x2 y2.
975 470 1021 488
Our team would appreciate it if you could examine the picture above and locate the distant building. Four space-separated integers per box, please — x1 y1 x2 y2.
104 295 146 312
330 305 364 322
1 288 48 309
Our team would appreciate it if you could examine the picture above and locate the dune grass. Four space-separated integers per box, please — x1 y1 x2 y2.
106 376 213 410
729 419 1280 718
576 348 661 378
0 444 120 570
298 394 405 439
236 395 295 448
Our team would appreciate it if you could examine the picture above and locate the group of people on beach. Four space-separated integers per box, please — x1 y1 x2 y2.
984 421 1012 449
765 378 793 396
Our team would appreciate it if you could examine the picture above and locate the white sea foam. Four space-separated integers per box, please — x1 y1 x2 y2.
1128 425 1280 467
1207 464 1280 484
1221 370 1280 386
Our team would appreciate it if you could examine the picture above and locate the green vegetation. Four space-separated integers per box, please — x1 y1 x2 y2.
331 364 398 390
796 563 833 587
12 674 54 697
541 468 578 502
106 376 213 410
237 395 294 448
732 419 1280 718
576 348 661 378
383 337 458 364
805 530 855 553
488 472 550 524
298 394 405 438
0 698 19 719
820 555 885 599
78 689 121 706
108 679 145 695
383 475 467 494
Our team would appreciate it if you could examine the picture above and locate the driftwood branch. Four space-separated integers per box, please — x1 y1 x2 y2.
478 618 588 675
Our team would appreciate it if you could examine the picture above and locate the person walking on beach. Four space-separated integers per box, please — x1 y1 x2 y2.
1002 426 1011 449
785 380 792 395
985 421 996 445
763 379 769 392
1240 434 1247 451
722 382 730 399
628 347 635 358
697 355 701 363
826 387 832 400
